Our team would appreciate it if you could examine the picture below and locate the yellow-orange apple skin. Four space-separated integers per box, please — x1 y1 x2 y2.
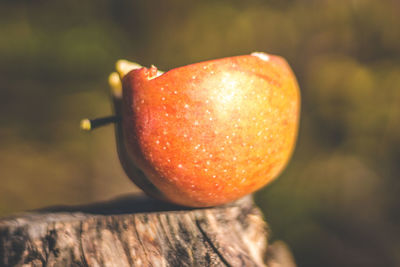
121 53 300 207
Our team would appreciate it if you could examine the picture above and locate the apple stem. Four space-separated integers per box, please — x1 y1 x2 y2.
80 115 121 131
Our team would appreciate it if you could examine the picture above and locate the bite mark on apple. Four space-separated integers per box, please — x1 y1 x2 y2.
251 52 270 61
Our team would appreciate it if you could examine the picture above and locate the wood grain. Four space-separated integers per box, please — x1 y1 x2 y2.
0 194 295 267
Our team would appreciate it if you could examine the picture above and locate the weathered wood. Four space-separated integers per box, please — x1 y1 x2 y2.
0 194 295 267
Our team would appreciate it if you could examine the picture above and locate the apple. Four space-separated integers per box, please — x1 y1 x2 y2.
82 52 300 207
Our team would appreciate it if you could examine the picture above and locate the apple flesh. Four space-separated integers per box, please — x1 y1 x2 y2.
119 52 300 207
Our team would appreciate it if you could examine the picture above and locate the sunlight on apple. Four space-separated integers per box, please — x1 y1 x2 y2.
208 71 249 119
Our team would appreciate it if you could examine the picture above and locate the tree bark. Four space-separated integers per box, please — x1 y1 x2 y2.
0 194 295 267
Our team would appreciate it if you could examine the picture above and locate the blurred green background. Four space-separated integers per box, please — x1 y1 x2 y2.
1 0 399 266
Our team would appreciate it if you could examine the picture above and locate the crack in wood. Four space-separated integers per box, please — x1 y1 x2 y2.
132 216 154 267
79 221 89 267
195 218 232 267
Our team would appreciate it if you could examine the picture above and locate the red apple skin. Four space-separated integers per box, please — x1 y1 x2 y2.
121 53 300 207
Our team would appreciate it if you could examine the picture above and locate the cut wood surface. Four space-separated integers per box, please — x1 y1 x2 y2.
0 194 296 267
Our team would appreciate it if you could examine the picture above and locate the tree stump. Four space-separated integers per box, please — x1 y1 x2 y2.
0 194 296 267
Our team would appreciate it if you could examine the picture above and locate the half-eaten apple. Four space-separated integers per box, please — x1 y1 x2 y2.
82 52 300 207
